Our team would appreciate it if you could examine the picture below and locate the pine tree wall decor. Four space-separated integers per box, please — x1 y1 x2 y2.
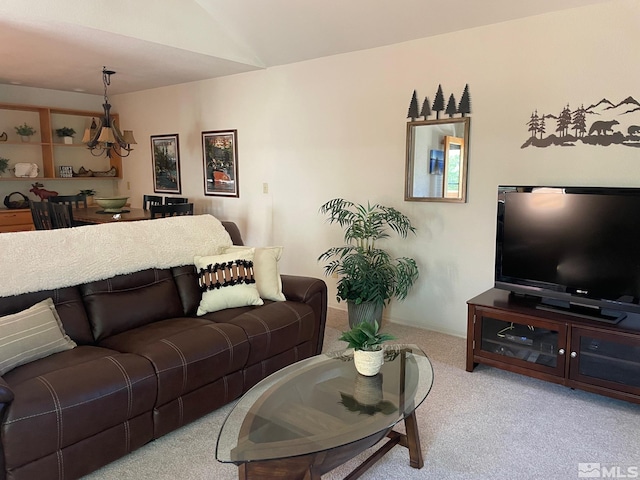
420 97 431 120
445 94 457 117
406 84 471 121
458 84 471 116
432 85 445 119
407 90 420 120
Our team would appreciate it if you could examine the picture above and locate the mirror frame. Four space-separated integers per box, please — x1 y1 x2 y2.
404 117 470 203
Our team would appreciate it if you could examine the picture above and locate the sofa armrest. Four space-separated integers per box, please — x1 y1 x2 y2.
0 377 15 404
281 275 325 303
281 275 328 355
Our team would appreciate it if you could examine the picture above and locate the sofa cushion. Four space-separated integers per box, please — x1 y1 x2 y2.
194 249 263 315
3 346 121 387
99 318 251 407
0 298 76 376
81 269 184 342
225 245 286 302
202 300 315 365
1 348 157 471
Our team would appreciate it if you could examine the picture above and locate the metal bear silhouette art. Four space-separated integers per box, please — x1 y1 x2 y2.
588 120 619 135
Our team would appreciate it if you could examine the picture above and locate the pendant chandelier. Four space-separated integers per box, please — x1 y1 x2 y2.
82 66 137 157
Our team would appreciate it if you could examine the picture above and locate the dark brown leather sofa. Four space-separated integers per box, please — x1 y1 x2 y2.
0 222 327 480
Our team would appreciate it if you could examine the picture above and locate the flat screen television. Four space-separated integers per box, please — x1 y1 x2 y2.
494 186 640 323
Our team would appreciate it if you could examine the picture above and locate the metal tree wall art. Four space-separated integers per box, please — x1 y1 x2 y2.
407 84 471 120
446 94 457 117
420 97 431 119
407 90 420 120
432 85 445 118
458 85 471 116
522 96 640 148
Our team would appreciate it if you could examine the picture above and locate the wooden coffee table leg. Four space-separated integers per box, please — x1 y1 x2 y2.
404 410 423 468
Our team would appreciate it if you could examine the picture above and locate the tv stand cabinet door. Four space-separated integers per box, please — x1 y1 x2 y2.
569 326 640 402
469 306 568 380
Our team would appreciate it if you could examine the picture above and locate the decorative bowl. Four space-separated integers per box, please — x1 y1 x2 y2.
95 197 129 212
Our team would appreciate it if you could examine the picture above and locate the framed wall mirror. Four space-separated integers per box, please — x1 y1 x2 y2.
405 117 470 202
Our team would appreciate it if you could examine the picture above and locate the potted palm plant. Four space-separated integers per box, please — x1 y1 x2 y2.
339 321 396 375
318 198 419 327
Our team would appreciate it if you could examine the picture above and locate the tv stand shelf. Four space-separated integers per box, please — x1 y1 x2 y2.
467 288 640 405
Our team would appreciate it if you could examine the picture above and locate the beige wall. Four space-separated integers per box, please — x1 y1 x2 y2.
4 0 638 336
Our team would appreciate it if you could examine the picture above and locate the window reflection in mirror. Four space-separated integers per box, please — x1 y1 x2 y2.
405 117 470 202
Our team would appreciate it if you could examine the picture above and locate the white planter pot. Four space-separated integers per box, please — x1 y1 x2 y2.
353 349 384 376
63 136 73 144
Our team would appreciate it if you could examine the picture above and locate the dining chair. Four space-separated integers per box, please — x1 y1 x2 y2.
49 194 87 209
164 196 189 205
143 194 163 210
48 202 74 229
30 201 53 230
48 194 87 226
150 203 194 219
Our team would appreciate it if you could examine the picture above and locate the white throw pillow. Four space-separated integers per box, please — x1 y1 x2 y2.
0 298 76 375
194 248 264 315
225 245 286 302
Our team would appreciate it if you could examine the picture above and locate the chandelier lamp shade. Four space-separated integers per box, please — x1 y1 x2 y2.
82 67 137 158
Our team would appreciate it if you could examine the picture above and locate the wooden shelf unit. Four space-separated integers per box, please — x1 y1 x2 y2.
0 102 122 180
467 288 640 405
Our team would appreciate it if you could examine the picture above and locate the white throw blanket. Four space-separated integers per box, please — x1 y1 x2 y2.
0 214 232 297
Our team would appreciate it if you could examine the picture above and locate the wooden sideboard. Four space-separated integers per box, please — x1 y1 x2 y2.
0 208 34 232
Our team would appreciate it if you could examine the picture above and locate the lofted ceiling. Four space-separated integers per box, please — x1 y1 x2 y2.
0 0 611 96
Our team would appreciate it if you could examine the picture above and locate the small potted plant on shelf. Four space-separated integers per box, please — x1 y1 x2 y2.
339 321 396 376
318 198 419 328
14 122 37 142
55 127 76 145
0 157 9 176
79 189 96 206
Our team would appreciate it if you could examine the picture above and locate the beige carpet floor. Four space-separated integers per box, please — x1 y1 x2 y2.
82 308 640 479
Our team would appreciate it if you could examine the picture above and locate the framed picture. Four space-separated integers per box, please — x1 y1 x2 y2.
429 149 444 175
151 134 181 194
202 129 239 197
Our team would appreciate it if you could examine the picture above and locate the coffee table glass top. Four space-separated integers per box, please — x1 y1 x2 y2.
216 344 433 463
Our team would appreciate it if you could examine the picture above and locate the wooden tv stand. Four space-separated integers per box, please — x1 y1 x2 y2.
467 289 640 405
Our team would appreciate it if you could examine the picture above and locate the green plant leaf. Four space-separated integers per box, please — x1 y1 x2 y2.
338 321 396 351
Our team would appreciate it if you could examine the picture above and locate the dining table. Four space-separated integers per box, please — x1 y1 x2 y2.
72 206 152 224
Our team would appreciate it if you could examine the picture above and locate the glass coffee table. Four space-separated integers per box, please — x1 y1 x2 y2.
216 344 434 479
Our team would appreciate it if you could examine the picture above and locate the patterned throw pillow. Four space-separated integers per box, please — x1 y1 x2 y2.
194 249 264 315
0 298 76 375
225 246 286 302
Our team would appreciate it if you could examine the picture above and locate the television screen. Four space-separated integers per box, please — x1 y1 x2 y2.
495 186 640 320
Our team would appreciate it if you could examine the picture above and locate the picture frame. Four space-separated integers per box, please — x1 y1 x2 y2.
429 149 444 175
151 134 181 194
202 129 239 197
